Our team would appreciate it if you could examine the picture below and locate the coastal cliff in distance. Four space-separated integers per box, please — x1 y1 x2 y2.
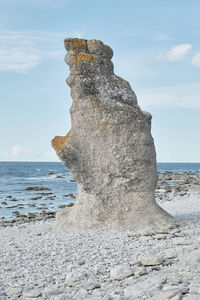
52 38 173 232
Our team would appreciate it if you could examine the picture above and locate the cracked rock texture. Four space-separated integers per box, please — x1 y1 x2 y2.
52 38 173 231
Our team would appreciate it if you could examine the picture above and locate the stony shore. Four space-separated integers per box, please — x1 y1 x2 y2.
0 173 200 299
1 171 199 226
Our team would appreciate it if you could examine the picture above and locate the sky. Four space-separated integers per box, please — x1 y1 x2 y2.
0 0 199 162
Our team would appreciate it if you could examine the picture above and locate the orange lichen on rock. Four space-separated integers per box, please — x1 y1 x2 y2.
51 130 71 151
64 38 86 52
72 53 95 65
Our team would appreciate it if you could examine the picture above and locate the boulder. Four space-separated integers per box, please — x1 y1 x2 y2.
140 255 164 266
110 264 134 280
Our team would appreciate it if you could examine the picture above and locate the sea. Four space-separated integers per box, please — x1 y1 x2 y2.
0 162 200 221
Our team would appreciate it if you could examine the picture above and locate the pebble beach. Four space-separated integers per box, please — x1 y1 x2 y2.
0 171 200 300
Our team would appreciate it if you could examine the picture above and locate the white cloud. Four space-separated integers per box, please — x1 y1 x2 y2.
137 83 200 109
0 30 62 72
1 147 59 162
11 146 29 157
0 29 84 73
157 44 192 62
166 44 192 61
2 146 30 159
192 52 200 67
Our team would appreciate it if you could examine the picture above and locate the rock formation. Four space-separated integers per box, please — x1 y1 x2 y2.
52 38 173 231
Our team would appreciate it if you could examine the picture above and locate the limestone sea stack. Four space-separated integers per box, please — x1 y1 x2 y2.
52 38 173 231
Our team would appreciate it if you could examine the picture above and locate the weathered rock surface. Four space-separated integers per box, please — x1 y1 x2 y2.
140 255 164 266
22 289 41 298
52 38 173 231
124 276 163 298
152 288 182 300
110 264 134 280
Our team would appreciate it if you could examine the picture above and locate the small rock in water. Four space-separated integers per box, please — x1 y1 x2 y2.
25 186 51 191
10 198 17 201
66 202 74 207
59 205 67 209
26 213 37 219
63 193 75 198
31 196 42 200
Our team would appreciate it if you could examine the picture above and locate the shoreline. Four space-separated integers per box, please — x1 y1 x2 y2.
1 170 199 227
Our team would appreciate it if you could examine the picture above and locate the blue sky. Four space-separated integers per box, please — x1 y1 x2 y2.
0 0 199 162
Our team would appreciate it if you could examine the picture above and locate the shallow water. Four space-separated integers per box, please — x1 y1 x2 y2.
0 162 200 221
157 162 200 173
0 162 77 220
